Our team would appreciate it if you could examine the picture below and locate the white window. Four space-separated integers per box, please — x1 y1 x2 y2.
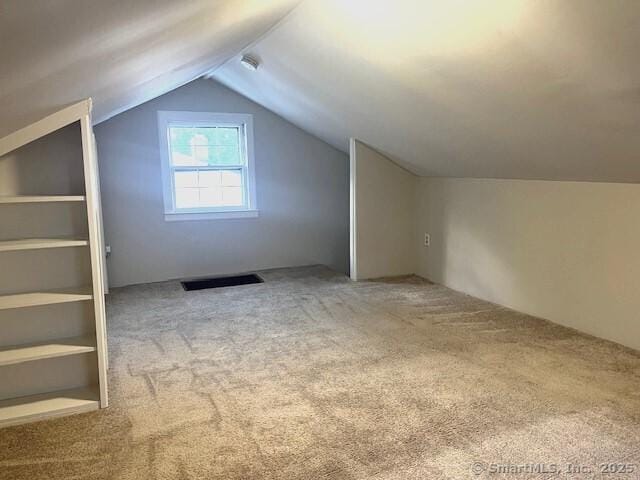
157 111 257 221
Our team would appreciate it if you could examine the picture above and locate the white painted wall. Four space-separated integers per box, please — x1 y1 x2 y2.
95 79 348 287
0 0 297 137
213 1 640 183
416 177 640 351
350 139 417 280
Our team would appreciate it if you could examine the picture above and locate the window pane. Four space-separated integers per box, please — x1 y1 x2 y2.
174 171 198 188
199 187 223 205
169 126 242 166
209 146 241 165
175 187 199 208
222 186 243 206
220 170 242 187
198 170 221 187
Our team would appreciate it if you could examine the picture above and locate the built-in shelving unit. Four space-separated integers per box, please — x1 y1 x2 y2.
0 99 108 428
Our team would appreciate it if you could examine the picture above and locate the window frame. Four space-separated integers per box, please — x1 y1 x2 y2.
157 111 258 221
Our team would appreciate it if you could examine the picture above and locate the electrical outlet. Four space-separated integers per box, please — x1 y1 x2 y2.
424 233 430 246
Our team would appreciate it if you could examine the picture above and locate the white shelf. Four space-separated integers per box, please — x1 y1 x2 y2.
0 195 85 204
0 238 88 252
0 100 108 427
0 336 96 366
0 387 99 428
0 288 93 311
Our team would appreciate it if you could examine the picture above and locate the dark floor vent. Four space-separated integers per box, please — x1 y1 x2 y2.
181 273 264 291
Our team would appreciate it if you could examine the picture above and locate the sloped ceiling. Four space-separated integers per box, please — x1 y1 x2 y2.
211 0 640 182
0 0 298 138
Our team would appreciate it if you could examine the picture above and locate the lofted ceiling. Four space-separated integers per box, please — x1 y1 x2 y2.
211 0 640 182
3 0 639 182
0 0 298 138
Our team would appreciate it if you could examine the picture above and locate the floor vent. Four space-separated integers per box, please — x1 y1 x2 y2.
181 274 264 291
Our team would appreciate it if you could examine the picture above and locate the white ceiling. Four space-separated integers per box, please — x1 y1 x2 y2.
211 0 640 182
0 0 298 138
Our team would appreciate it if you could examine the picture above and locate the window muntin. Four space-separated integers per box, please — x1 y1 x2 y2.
173 168 244 209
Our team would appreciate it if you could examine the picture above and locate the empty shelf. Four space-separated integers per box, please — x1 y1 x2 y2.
0 288 93 310
0 195 85 204
0 386 99 428
0 238 88 252
0 336 96 366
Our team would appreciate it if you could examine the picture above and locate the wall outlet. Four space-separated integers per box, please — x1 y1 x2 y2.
424 233 430 246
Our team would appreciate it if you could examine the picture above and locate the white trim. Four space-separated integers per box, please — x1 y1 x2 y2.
164 209 259 222
349 138 358 281
80 113 109 408
0 99 92 157
157 111 257 221
0 100 109 427
0 195 85 203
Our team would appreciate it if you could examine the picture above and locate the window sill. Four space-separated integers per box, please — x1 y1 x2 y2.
164 210 259 222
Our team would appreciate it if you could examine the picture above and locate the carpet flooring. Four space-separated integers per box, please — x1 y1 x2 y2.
1 265 640 479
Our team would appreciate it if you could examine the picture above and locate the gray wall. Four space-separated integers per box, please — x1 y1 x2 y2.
95 79 349 287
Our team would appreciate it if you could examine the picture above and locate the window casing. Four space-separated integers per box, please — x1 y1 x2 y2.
157 111 257 221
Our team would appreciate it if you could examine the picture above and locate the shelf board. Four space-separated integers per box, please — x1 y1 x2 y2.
0 336 96 366
0 287 93 311
0 386 99 428
0 238 88 252
0 195 85 204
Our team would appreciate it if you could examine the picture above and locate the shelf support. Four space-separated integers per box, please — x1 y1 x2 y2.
80 110 109 408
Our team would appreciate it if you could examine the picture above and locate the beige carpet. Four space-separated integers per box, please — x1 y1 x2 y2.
1 265 640 479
